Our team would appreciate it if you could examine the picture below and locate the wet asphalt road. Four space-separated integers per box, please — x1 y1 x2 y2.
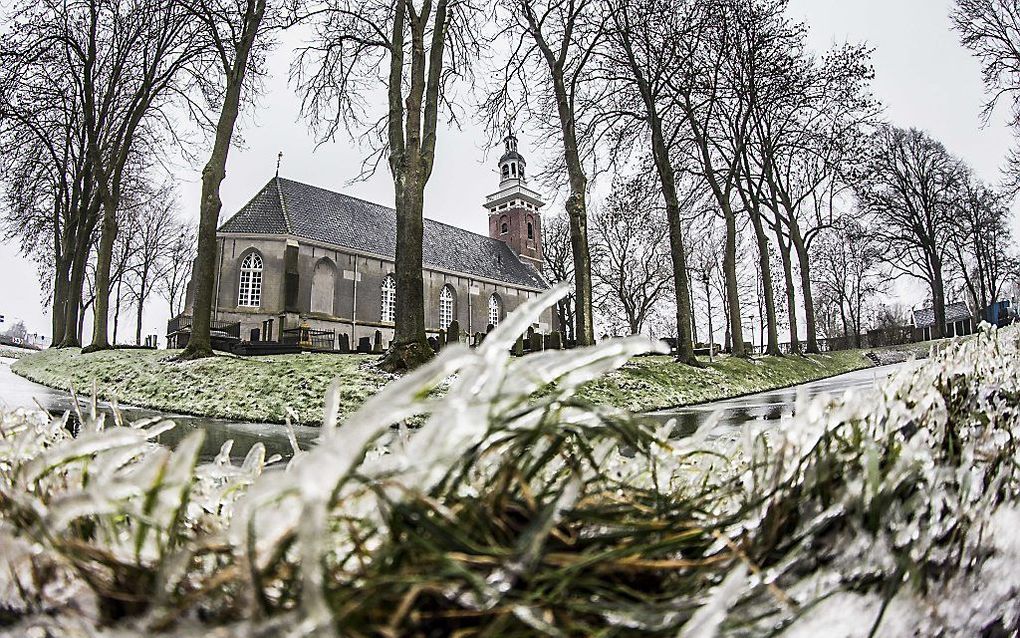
650 362 912 436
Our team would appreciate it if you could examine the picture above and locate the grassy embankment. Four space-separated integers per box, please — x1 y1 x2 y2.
11 345 875 424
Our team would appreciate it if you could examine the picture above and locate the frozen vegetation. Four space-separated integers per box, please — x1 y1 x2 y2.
11 337 870 424
11 347 391 424
0 288 1017 636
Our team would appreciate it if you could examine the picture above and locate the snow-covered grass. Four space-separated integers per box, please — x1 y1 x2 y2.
0 288 1017 636
12 341 873 424
11 347 391 424
577 349 873 411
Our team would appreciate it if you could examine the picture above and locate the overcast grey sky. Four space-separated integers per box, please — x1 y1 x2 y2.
0 0 1013 342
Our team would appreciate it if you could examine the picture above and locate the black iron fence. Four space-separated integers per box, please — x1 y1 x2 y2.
167 315 241 340
749 325 924 356
281 327 335 351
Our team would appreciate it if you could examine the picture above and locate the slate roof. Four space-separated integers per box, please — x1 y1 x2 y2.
219 177 548 290
912 302 973 328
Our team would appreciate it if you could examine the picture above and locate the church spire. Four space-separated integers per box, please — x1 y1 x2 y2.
484 133 545 269
498 126 526 187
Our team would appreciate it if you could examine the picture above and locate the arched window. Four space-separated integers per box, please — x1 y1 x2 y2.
439 285 455 330
237 252 263 307
500 222 509 234
488 293 502 328
381 275 396 322
511 162 517 177
527 220 534 240
501 164 509 178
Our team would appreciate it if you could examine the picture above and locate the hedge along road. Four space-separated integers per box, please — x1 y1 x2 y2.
2 352 909 463
0 355 319 463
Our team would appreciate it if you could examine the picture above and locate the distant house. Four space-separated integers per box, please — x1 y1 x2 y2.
912 302 974 341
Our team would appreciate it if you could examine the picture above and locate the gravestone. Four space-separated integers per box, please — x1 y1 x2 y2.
526 326 536 351
448 320 461 344
530 332 543 352
513 335 524 356
357 336 373 354
547 331 562 350
438 329 446 348
373 330 384 353
474 331 485 346
339 333 351 353
427 336 440 352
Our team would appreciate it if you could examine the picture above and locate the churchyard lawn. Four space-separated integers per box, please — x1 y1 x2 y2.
11 345 875 424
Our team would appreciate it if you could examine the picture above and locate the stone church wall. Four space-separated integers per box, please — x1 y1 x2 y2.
204 235 553 350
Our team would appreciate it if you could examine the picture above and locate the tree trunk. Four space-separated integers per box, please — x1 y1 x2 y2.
723 202 746 357
85 199 118 352
135 275 146 346
180 0 267 361
381 171 433 370
59 239 90 348
774 224 799 353
789 226 818 353
649 117 698 365
113 276 122 344
931 261 946 339
748 208 780 355
51 258 70 347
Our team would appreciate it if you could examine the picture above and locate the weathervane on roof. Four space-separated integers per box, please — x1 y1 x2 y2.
276 151 283 178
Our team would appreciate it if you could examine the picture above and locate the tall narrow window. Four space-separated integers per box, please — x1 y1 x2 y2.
237 252 263 307
381 274 396 323
527 220 534 240
439 285 455 330
488 293 502 327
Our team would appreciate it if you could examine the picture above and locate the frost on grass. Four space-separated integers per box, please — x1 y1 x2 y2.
0 288 1018 636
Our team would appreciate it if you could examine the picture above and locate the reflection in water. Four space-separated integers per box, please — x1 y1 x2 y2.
650 364 908 441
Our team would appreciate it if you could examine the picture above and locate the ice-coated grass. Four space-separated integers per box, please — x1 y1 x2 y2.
11 347 391 424
0 288 1017 636
577 349 873 411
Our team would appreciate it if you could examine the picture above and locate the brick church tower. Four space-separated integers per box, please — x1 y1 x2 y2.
484 131 545 270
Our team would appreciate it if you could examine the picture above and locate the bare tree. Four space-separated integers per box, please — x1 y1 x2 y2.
295 0 482 371
589 173 673 335
753 41 878 354
952 0 1020 185
489 0 606 347
602 0 705 363
125 189 179 345
0 5 102 348
855 126 966 338
813 219 885 347
180 0 272 360
160 223 197 320
75 1 205 351
946 175 1016 316
541 211 576 342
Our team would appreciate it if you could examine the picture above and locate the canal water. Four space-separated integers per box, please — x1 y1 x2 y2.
0 356 320 462
1 355 909 462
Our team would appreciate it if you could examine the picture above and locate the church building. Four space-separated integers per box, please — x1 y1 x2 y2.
168 134 553 351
